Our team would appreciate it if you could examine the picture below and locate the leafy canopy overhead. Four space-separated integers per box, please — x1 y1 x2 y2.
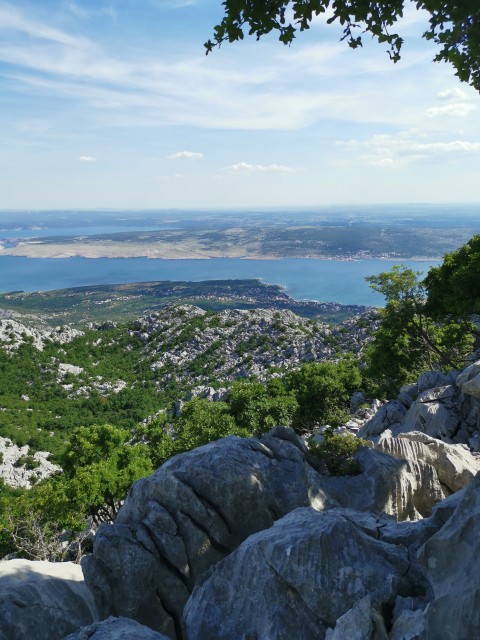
206 1 480 91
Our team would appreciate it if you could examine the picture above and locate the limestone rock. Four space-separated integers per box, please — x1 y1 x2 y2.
0 318 81 352
454 359 480 389
83 429 332 639
0 559 97 640
461 372 480 399
183 507 428 640
389 609 425 640
318 447 444 521
0 436 61 489
401 386 460 440
325 595 389 640
376 431 479 493
63 617 170 640
357 400 407 438
354 362 480 447
418 473 480 640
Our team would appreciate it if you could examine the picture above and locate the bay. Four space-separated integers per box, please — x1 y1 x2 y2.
0 256 439 307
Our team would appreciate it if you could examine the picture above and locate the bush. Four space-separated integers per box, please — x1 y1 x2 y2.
308 429 367 476
14 454 40 470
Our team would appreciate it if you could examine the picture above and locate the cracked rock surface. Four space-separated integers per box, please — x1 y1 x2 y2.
183 507 428 640
82 428 332 639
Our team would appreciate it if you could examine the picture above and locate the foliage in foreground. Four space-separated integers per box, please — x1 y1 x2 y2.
206 1 480 92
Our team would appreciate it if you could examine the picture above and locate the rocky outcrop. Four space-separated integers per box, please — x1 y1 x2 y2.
0 318 81 352
0 559 97 640
0 436 61 489
64 617 171 640
82 429 333 639
318 446 444 521
357 360 480 452
82 426 479 640
376 431 478 494
10 430 476 640
418 473 480 640
183 507 428 640
137 305 375 386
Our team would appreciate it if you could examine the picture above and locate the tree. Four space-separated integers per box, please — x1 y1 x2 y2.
285 358 362 432
206 1 480 92
364 265 474 396
227 378 298 436
425 235 480 319
60 424 153 524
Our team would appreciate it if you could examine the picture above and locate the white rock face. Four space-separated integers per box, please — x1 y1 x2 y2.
0 318 82 352
0 559 97 640
402 385 460 440
0 436 61 489
376 431 479 494
58 362 84 377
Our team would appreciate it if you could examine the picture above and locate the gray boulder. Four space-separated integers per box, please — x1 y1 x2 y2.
455 359 480 389
418 472 480 640
325 595 388 640
64 616 170 640
83 429 333 639
318 447 444 521
401 386 460 440
376 431 479 494
355 363 480 447
0 559 97 640
357 400 407 439
183 507 428 640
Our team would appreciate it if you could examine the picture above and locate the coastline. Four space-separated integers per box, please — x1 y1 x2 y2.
0 244 442 262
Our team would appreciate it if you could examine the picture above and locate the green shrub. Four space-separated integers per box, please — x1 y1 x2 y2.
14 454 40 470
308 429 367 476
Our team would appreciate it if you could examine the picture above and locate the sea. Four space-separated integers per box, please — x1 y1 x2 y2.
0 256 438 307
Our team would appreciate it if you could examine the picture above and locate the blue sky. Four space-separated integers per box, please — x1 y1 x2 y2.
1 0 480 210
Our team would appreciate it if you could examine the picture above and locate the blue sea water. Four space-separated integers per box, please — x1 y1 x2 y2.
0 256 439 307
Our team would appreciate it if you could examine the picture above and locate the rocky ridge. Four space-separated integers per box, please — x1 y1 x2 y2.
0 317 82 352
132 305 377 387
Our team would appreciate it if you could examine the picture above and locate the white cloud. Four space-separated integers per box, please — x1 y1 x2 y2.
426 103 477 118
226 162 295 173
339 130 480 168
167 151 204 160
0 3 86 46
437 88 466 101
78 155 97 162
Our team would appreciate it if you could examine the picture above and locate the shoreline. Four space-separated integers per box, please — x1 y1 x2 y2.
0 247 441 262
